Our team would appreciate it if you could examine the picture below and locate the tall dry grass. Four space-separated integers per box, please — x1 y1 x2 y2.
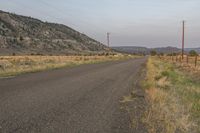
142 57 198 133
0 54 135 77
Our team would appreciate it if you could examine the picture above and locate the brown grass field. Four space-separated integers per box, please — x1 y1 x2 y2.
143 57 200 133
0 54 136 77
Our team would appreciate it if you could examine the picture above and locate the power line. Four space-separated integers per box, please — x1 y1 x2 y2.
107 32 110 47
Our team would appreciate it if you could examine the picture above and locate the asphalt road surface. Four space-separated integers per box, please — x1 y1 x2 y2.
0 58 147 133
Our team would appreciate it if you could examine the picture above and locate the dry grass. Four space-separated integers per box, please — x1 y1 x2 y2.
0 54 137 77
142 57 199 133
163 55 200 72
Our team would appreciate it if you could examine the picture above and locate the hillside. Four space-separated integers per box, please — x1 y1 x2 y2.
112 46 149 54
0 10 109 55
112 46 200 55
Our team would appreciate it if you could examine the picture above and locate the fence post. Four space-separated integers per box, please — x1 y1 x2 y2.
171 55 172 61
195 56 198 67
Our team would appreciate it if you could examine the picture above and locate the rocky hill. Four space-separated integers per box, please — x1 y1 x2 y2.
0 10 109 55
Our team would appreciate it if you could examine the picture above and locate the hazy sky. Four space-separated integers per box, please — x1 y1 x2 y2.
0 0 200 48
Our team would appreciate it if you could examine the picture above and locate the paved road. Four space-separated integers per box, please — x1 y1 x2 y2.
0 58 146 133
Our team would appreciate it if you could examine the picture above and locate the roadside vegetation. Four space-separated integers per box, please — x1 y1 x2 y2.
143 57 200 133
0 54 137 77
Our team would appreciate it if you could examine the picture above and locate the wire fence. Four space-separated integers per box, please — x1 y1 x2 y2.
159 55 200 71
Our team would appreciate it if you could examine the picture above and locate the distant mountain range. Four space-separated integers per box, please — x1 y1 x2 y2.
185 48 200 53
112 46 200 55
0 10 109 55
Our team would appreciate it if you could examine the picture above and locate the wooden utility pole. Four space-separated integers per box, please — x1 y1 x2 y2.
107 32 110 47
182 21 185 59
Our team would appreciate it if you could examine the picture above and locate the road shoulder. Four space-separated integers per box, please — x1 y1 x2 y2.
120 59 148 133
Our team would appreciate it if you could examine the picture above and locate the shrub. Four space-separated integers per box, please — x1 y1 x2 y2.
150 50 157 56
105 53 109 56
19 36 24 41
189 50 198 56
161 71 170 77
159 53 164 56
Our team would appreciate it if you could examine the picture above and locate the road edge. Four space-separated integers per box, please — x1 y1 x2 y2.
120 57 148 133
